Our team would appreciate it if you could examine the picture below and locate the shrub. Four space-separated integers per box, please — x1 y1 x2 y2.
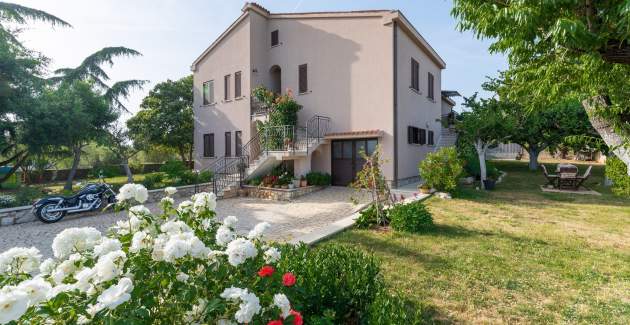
0 194 16 208
279 243 383 323
91 164 124 178
14 186 44 206
198 170 213 183
248 176 263 186
389 200 433 233
0 185 307 324
355 203 385 229
419 147 463 192
606 156 630 197
306 172 331 186
141 172 165 189
159 160 189 179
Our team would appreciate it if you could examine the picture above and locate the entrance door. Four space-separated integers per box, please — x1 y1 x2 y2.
331 138 378 186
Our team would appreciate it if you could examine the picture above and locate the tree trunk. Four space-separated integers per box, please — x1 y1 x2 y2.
178 147 187 163
0 152 29 186
582 96 630 175
474 139 487 190
65 145 82 191
527 147 540 171
122 158 133 183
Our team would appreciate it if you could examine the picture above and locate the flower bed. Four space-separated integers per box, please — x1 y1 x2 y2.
0 184 418 323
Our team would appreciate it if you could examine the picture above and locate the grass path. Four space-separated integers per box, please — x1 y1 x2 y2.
328 160 630 323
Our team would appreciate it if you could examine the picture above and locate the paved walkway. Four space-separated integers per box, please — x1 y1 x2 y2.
0 187 368 258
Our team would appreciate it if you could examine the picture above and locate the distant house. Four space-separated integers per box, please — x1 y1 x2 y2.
191 2 458 191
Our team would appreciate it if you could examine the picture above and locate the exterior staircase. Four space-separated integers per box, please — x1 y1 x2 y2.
202 115 330 197
435 127 458 151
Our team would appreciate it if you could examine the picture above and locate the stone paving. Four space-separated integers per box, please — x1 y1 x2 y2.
0 187 369 258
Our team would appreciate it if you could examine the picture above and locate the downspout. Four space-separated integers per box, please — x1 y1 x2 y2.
392 21 399 188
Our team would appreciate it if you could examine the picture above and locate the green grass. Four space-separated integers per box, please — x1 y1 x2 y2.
327 160 630 324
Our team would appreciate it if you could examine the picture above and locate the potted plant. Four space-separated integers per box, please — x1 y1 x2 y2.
292 178 300 188
418 184 431 194
483 167 500 190
299 175 307 187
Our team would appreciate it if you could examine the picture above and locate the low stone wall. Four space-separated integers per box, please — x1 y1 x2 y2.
0 182 213 227
239 185 325 201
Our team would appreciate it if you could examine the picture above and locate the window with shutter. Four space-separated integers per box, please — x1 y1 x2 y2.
299 64 308 93
224 75 230 100
428 130 434 145
420 128 427 145
427 73 435 100
225 132 231 157
203 133 214 157
411 58 419 91
203 80 214 105
271 30 279 47
408 126 414 144
234 72 241 98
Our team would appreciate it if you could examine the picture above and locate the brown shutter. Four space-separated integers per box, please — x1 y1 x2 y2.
225 132 231 157
408 126 414 144
271 30 279 46
234 72 242 98
420 129 427 145
299 64 308 93
428 73 434 100
235 131 242 156
411 59 419 90
224 74 230 100
203 133 214 157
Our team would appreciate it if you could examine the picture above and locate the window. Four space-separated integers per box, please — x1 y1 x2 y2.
427 72 435 100
271 30 279 47
234 71 242 98
428 130 434 145
235 131 242 156
298 64 308 93
203 80 214 105
225 132 231 157
410 58 419 91
203 133 214 157
407 126 427 145
224 74 231 100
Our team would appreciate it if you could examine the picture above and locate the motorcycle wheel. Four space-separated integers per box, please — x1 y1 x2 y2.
36 202 66 223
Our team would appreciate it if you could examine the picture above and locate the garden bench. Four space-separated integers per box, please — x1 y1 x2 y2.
541 165 558 187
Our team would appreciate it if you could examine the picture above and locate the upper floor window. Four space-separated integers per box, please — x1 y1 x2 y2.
299 64 308 93
224 74 231 100
410 58 419 91
427 72 435 100
234 71 242 98
203 80 214 105
271 30 279 47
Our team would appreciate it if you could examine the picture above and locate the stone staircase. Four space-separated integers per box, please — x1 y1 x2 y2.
435 127 458 150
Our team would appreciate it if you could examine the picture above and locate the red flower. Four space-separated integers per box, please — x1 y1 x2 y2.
282 272 296 286
267 320 283 325
258 265 275 277
289 310 303 325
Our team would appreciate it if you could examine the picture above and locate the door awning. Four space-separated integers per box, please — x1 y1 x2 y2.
324 130 384 140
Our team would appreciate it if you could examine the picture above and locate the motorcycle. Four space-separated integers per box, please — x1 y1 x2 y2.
32 182 117 223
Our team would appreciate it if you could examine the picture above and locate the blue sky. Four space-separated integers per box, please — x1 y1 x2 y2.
14 0 506 118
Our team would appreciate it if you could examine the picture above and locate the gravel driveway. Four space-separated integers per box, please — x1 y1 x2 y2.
0 187 368 258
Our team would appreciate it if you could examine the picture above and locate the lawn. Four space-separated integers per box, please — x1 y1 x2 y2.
327 160 630 324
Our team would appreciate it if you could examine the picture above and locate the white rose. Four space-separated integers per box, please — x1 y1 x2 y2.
225 238 257 267
17 277 52 305
273 293 291 318
0 289 29 324
133 184 149 203
215 226 236 247
247 222 270 240
176 272 189 282
0 247 41 275
222 215 238 227
97 277 134 310
263 247 281 264
93 238 122 258
52 227 102 259
165 187 177 196
130 231 152 253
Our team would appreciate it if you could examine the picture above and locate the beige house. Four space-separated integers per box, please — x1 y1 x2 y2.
192 2 457 192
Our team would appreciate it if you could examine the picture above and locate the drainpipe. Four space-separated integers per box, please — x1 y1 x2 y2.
392 21 399 188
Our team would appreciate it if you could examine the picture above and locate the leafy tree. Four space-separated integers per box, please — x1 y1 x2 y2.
21 82 117 190
127 75 194 162
507 100 597 170
458 95 513 189
452 0 630 175
106 124 139 183
41 47 145 190
0 2 70 184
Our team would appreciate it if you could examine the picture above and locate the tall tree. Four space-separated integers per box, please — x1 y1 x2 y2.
452 0 630 175
22 81 117 190
458 95 513 189
0 2 70 185
46 47 146 190
106 124 139 183
127 75 194 162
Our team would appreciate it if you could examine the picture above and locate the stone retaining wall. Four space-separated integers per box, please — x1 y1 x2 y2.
0 183 213 227
239 185 325 201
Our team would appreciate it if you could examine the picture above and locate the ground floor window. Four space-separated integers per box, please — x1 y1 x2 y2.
331 138 378 186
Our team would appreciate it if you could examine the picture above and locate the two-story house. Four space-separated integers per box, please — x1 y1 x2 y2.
192 2 455 191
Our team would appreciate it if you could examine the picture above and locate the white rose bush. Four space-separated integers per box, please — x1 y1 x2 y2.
0 184 304 324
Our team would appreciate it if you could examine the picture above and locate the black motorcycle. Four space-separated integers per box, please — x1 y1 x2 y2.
32 183 117 223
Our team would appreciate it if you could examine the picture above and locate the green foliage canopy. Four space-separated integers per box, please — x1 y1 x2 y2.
127 75 194 162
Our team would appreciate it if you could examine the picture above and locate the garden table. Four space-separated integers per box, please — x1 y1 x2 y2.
556 163 578 174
